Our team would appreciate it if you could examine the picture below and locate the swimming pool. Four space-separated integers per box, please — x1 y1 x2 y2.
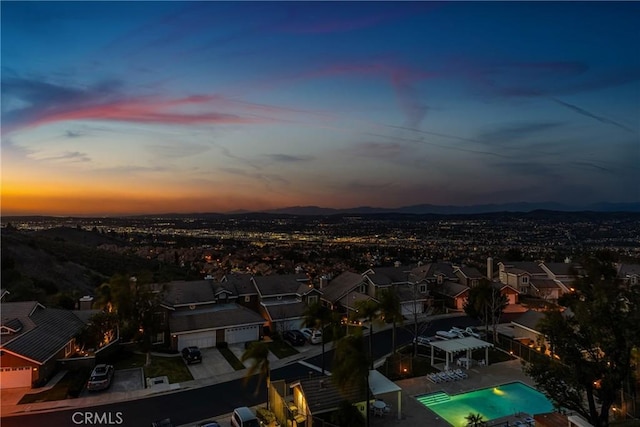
417 382 554 427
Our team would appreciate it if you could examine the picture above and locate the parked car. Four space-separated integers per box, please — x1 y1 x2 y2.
86 364 114 391
283 330 306 346
230 406 260 427
151 419 173 427
300 328 322 344
182 346 203 364
197 421 221 427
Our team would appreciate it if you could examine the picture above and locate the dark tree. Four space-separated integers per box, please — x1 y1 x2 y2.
524 255 640 427
463 280 507 341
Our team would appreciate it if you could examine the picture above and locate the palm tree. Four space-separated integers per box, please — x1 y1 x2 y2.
241 341 271 409
332 334 370 427
302 301 332 374
465 412 484 427
377 288 403 355
354 299 380 369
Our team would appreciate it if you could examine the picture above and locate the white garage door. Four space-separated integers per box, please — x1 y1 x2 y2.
177 331 216 350
225 325 259 344
0 366 32 389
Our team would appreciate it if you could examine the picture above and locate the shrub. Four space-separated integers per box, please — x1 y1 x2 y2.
256 407 276 424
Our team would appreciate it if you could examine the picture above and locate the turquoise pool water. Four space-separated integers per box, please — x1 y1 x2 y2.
417 382 554 427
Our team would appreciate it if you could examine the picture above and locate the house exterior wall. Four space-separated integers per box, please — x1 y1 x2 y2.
0 352 38 386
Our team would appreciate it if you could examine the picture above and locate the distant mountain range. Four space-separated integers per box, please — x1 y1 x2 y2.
259 202 640 216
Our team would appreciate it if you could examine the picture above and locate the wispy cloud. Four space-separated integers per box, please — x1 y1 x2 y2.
1 77 277 135
551 98 635 133
475 122 565 148
344 142 406 159
265 154 314 162
36 151 91 163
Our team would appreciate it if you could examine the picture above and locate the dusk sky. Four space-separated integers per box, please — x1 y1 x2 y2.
2 1 639 216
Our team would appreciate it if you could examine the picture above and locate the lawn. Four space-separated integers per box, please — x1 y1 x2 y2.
219 347 245 370
113 351 193 383
267 340 299 359
19 368 89 404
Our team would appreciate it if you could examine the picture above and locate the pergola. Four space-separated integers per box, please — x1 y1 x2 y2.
429 336 493 370
368 369 402 420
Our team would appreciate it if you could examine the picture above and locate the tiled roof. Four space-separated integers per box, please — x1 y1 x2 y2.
162 280 216 306
0 301 41 346
408 264 431 282
294 376 367 415
321 272 364 303
263 301 308 321
169 303 265 333
337 291 372 308
530 278 560 289
253 274 309 297
512 310 546 331
433 281 469 298
2 307 86 364
503 262 546 275
363 266 411 285
541 262 577 276
457 266 483 278
383 283 429 303
223 273 256 295
430 262 457 278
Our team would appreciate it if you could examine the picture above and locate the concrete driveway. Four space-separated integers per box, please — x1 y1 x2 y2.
186 347 239 380
80 367 145 397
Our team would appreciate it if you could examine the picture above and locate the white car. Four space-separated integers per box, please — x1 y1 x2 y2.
299 328 322 344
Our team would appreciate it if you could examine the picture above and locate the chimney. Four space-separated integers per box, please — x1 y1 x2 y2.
78 296 94 310
319 276 328 289
487 257 494 280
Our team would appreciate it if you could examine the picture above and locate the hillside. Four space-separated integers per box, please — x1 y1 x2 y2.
0 226 179 306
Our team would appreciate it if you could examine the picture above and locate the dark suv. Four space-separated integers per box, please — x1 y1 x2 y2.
283 330 306 346
182 346 202 364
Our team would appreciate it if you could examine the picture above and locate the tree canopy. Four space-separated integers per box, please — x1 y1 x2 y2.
524 255 640 427
463 280 507 341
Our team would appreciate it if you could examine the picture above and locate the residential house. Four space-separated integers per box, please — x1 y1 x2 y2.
491 282 520 305
271 375 367 427
498 261 548 294
1 301 87 388
270 370 402 427
362 266 430 317
252 274 321 334
320 271 367 315
617 263 640 287
220 273 259 311
529 278 563 301
453 266 484 287
432 281 469 311
161 278 264 350
511 310 547 348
